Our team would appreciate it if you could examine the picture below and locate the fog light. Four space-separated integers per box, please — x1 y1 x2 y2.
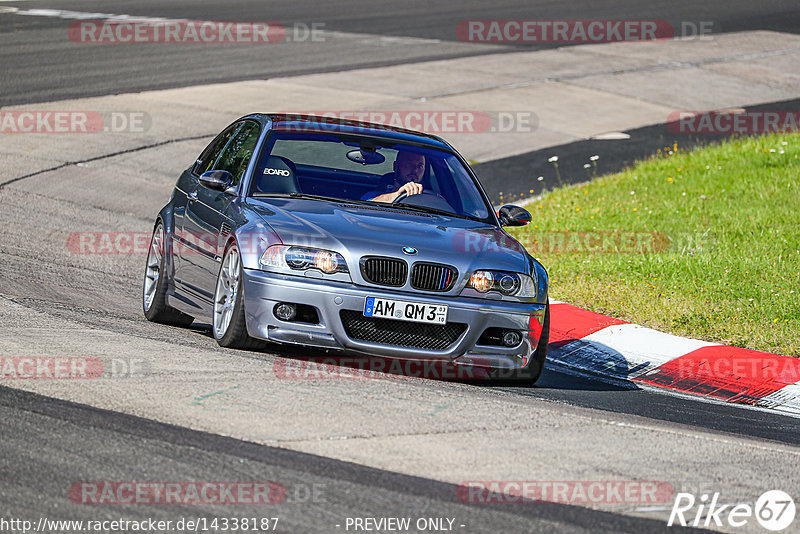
274 303 297 321
502 330 522 347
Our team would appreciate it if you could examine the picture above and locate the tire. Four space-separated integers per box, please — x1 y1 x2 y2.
489 300 550 386
212 242 263 350
143 221 194 326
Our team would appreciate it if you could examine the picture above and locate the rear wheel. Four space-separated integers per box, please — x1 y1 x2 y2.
490 300 550 385
213 243 263 349
142 221 194 326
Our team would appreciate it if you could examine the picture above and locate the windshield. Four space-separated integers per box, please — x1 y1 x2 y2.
248 131 492 221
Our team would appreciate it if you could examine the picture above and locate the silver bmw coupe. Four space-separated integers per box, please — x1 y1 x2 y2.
143 114 550 383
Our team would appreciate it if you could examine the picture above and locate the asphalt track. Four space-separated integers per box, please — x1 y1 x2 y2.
0 386 717 534
1 2 800 533
1 0 800 106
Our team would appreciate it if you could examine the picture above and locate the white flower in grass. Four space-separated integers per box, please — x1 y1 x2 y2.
548 156 558 163
537 176 544 181
589 155 599 161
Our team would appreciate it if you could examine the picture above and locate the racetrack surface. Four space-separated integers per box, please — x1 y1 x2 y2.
0 386 716 534
2 2 800 532
1 0 800 106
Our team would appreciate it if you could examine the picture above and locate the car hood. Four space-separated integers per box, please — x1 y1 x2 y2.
247 197 530 277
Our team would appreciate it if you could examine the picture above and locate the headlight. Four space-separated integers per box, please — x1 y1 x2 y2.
467 270 536 298
469 271 495 293
260 245 349 275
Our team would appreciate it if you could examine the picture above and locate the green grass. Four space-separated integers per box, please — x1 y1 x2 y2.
508 133 800 357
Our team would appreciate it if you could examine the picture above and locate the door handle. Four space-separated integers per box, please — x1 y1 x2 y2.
188 190 198 200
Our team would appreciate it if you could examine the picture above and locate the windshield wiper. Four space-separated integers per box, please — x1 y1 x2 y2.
288 192 342 202
252 192 383 208
393 202 475 221
253 192 348 202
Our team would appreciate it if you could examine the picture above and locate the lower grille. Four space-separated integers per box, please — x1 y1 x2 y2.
340 310 467 350
411 263 458 292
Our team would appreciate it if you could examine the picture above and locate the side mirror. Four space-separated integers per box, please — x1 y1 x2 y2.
199 170 234 191
498 205 531 227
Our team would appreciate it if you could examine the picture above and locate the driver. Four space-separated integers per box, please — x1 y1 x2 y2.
362 151 425 203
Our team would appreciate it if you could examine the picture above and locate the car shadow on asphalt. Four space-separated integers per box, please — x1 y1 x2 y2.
533 364 639 391
191 322 638 392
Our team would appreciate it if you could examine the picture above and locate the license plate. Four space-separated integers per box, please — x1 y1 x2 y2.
363 297 448 324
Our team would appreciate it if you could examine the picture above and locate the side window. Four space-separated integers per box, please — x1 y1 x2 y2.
195 123 241 176
212 121 261 185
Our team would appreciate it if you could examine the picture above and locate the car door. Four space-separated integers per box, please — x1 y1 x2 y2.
173 122 241 292
181 120 262 302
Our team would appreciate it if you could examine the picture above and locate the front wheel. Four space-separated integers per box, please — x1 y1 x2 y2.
213 243 262 349
143 221 194 326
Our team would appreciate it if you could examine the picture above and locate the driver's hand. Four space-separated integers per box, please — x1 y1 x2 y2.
393 181 422 201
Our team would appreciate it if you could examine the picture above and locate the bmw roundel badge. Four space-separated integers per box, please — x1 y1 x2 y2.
402 246 417 255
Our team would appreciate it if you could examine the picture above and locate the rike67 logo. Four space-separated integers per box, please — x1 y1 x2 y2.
668 490 795 531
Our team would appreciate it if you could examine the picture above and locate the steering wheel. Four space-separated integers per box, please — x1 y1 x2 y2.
393 190 454 212
392 190 410 204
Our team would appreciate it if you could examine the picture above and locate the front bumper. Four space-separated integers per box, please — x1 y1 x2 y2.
242 268 546 370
